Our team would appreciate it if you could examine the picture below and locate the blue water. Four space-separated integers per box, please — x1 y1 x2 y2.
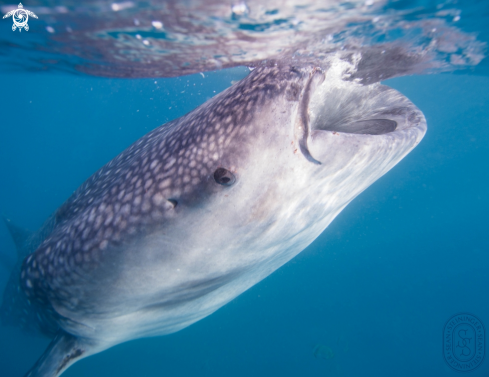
0 67 488 376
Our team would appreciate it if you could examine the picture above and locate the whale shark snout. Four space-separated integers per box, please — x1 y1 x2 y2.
1 63 426 377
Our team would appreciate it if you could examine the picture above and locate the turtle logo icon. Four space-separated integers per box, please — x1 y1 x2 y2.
3 3 38 32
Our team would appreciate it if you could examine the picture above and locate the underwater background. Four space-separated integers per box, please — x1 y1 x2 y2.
1 65 488 377
0 0 489 375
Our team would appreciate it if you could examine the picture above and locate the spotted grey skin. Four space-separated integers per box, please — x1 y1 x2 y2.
21 65 307 330
2 64 426 376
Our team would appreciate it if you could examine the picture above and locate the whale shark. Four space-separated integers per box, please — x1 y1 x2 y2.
1 63 426 376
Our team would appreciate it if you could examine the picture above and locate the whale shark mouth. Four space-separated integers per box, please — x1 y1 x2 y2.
292 64 419 165
308 78 403 134
296 65 426 165
306 70 420 138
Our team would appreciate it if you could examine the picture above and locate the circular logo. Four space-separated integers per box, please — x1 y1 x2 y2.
443 313 485 372
13 9 28 29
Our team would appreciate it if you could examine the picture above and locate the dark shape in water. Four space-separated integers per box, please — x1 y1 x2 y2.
313 344 335 360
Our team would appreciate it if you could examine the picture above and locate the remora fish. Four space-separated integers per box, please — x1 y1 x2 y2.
1 64 426 376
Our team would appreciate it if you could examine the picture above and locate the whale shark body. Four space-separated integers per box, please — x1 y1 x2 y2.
1 64 426 376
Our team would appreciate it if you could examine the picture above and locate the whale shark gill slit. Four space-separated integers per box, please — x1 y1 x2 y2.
297 68 325 165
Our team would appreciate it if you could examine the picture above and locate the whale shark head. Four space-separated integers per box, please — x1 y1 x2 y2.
137 63 426 272
4 63 426 376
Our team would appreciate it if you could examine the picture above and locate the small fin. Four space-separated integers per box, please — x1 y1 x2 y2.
1 215 60 336
3 217 33 258
24 331 93 377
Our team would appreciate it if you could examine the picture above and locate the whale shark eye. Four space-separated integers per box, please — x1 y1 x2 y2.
213 168 236 186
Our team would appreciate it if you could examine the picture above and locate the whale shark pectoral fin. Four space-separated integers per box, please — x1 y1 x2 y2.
24 331 95 377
